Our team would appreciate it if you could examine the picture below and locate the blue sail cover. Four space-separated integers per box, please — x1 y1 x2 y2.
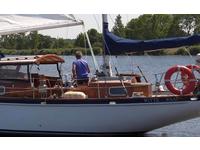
103 22 200 55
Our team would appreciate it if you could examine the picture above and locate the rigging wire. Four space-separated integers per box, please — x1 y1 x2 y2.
184 47 195 64
144 52 156 81
106 14 121 73
93 14 118 74
93 15 102 33
82 25 88 60
108 14 115 25
127 53 135 73
82 24 100 72
93 14 128 94
103 14 128 93
126 14 129 24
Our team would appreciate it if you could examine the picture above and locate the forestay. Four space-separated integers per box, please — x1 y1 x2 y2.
0 14 83 35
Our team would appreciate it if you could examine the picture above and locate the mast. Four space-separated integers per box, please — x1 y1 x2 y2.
102 14 112 77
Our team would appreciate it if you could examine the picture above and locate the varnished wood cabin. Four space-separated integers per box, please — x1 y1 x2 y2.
0 54 152 99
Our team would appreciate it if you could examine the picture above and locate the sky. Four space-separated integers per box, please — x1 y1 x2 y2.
39 14 140 39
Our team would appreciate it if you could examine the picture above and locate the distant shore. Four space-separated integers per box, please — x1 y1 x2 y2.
1 45 200 56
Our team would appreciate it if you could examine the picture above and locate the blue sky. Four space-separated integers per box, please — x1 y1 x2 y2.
40 14 140 39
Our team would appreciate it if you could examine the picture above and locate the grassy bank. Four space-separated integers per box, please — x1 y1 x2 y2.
0 47 103 56
1 45 200 56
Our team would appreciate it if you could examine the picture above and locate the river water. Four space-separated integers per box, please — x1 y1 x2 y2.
40 55 200 136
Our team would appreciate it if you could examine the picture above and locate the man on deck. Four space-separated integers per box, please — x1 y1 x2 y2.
72 51 90 85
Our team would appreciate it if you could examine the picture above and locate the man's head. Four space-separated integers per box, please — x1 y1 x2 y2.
75 51 82 59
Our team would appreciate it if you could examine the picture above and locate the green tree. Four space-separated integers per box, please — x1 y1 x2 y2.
38 35 53 49
176 14 197 35
168 14 200 36
189 45 200 55
74 33 85 47
151 14 173 38
28 31 40 49
175 48 188 55
6 34 16 49
194 15 200 34
167 15 186 37
125 14 153 40
125 14 173 40
112 14 125 37
15 33 26 50
87 28 102 46
0 35 11 49
57 38 65 48
74 28 102 48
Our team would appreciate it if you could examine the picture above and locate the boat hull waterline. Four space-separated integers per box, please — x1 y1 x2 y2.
0 99 200 135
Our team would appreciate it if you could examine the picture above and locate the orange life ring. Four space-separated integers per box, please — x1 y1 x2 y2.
164 65 197 95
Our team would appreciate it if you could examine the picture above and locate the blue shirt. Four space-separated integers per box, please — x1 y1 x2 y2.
73 59 89 79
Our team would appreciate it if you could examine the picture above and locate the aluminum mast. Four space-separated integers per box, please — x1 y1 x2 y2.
102 14 112 77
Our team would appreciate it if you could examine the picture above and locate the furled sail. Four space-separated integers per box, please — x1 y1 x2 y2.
0 14 83 35
103 22 200 55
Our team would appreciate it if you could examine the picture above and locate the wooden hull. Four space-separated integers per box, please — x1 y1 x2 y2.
0 97 199 135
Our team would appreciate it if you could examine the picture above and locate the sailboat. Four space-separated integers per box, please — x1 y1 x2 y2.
0 14 200 135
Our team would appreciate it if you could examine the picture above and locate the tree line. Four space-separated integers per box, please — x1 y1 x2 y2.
0 31 74 50
1 14 200 55
113 14 200 39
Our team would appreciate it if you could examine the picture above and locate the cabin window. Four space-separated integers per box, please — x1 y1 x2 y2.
0 65 28 80
109 87 127 96
31 64 60 78
0 86 5 95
